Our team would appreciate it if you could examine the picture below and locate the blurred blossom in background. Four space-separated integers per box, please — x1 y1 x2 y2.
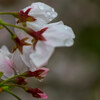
0 0 100 100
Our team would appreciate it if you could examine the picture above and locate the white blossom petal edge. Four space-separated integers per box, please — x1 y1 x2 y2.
15 21 75 69
22 2 58 31
29 21 75 67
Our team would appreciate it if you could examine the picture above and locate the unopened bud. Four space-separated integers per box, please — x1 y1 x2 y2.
23 67 50 80
26 88 48 99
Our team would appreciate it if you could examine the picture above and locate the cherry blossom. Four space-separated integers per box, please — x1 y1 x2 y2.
22 2 58 31
0 46 28 79
14 2 75 71
15 22 75 70
0 2 67 99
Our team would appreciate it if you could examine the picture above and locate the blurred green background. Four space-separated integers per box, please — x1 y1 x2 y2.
0 0 100 100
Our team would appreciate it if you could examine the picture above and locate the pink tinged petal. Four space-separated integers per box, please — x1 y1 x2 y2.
38 67 50 78
0 47 15 80
38 93 48 99
43 21 75 47
13 50 28 74
30 42 55 67
32 88 48 99
0 57 15 80
23 2 58 31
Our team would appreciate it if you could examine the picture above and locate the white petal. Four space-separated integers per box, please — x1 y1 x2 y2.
14 25 33 41
13 50 28 74
1 45 10 54
0 45 12 58
42 21 75 47
64 39 74 47
0 59 15 80
26 18 47 31
17 46 37 72
14 44 54 71
30 42 55 67
23 2 58 31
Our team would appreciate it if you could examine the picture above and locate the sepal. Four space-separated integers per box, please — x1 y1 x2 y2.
15 8 36 26
26 27 48 49
12 35 31 54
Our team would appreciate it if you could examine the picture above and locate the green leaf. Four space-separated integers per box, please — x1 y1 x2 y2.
0 25 3 30
0 72 3 79
0 19 3 22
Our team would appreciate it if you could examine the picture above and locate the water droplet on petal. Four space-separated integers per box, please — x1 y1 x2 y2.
45 12 53 21
52 14 57 18
51 8 55 12
39 6 44 10
47 12 51 16
65 27 68 30
64 39 74 47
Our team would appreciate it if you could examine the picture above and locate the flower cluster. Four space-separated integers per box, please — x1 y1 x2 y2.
0 2 75 100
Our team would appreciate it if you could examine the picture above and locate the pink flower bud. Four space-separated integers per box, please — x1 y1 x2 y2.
26 88 48 99
23 67 50 79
